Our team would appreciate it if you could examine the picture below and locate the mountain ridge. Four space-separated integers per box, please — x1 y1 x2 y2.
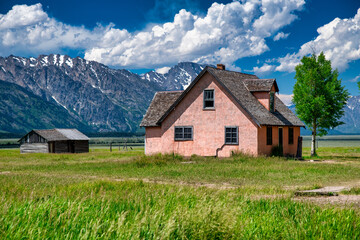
0 79 92 133
0 54 207 133
0 54 359 134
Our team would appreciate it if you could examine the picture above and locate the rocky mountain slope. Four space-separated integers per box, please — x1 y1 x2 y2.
0 80 91 133
142 62 207 90
0 55 205 133
0 54 359 134
332 95 360 134
0 54 165 132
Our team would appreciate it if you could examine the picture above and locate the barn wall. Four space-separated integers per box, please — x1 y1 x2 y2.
20 143 49 153
54 141 69 153
75 140 89 153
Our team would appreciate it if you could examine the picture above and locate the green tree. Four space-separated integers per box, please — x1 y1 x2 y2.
293 52 349 156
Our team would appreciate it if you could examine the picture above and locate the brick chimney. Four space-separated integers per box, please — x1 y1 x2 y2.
217 64 225 70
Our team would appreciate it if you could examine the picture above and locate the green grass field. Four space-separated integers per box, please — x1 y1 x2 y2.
0 147 360 239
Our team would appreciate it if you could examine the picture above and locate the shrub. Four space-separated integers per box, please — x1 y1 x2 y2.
271 145 283 157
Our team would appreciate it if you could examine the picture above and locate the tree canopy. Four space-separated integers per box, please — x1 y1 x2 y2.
293 52 349 155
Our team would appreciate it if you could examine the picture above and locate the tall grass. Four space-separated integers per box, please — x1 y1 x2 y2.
1 148 360 238
0 180 359 239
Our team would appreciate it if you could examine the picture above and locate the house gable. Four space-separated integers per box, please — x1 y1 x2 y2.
156 67 261 127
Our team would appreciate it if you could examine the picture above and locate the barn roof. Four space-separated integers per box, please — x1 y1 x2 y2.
140 66 304 128
19 128 90 142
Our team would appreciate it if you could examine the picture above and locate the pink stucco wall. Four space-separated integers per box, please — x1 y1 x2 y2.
257 126 300 156
145 72 259 157
144 127 162 155
253 92 270 110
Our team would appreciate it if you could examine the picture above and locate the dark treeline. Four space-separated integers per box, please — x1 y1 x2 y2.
85 132 145 138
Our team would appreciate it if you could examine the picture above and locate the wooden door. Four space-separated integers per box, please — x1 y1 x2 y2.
68 141 75 153
278 128 283 147
49 142 55 153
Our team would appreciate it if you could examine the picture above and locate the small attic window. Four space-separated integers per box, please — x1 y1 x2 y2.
269 92 275 112
203 89 214 109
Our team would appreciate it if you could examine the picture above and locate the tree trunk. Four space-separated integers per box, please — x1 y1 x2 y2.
311 121 316 156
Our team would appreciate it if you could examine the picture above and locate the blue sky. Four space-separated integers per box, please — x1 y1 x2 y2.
0 0 360 96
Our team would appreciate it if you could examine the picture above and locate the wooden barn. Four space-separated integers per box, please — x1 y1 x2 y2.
19 129 90 153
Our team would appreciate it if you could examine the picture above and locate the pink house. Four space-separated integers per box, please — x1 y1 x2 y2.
140 64 304 157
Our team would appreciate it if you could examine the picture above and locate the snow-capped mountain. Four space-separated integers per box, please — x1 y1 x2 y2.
0 54 359 134
142 62 207 90
0 54 162 132
336 95 360 133
287 95 360 134
0 55 206 132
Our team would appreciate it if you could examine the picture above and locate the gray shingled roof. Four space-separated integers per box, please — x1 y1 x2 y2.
244 79 279 92
140 91 183 127
140 66 304 127
55 129 90 140
20 128 90 141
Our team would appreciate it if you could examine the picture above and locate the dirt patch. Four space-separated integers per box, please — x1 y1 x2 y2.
0 171 11 175
295 186 350 196
293 195 360 206
293 184 360 206
307 160 352 164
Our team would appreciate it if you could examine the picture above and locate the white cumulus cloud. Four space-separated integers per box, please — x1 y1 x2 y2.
273 32 290 41
155 66 171 74
253 63 276 76
258 8 360 73
0 3 107 56
0 1 305 69
86 0 305 69
277 93 294 106
0 3 47 30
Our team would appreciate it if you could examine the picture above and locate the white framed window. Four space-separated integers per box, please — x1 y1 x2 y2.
225 126 238 144
174 126 193 141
